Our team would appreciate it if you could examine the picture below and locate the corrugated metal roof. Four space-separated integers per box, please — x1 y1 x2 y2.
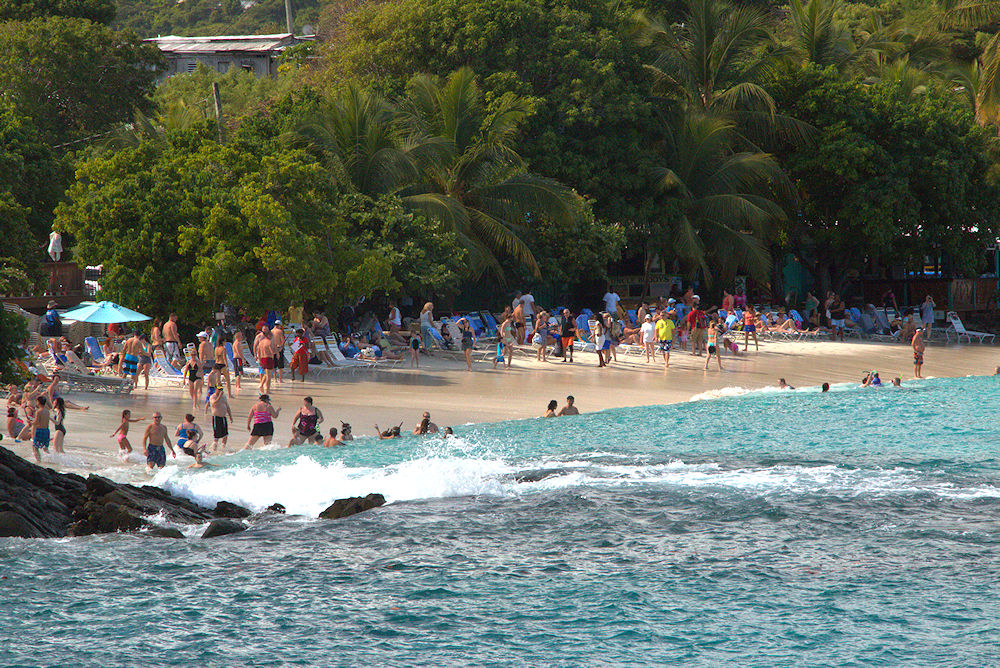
147 33 297 55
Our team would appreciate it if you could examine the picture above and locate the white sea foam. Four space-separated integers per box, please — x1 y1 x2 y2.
150 449 1000 517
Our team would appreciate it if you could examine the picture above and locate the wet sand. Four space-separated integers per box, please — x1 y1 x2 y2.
8 337 998 477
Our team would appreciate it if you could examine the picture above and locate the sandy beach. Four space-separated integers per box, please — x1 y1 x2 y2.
9 337 998 476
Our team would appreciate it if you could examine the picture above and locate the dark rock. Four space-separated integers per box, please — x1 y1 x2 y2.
214 501 252 518
0 510 43 538
202 519 246 539
147 527 185 539
318 493 386 520
265 503 286 514
0 446 256 538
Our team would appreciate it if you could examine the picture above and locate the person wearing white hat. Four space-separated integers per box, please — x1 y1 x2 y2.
197 331 213 367
271 320 286 383
640 313 656 362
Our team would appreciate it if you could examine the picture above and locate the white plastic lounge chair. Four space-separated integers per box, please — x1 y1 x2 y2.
945 312 995 344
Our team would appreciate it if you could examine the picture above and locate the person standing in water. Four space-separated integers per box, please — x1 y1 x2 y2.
209 388 232 452
246 395 280 449
543 400 558 417
110 409 145 458
50 397 67 454
142 412 175 473
175 414 206 467
288 396 323 446
30 396 50 462
557 396 579 416
912 327 925 378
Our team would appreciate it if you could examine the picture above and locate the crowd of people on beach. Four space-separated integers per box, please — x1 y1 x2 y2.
6 280 948 473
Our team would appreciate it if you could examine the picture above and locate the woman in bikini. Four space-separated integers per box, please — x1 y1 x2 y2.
180 354 203 410
110 409 145 458
51 397 67 454
704 316 725 371
288 396 323 446
214 338 233 397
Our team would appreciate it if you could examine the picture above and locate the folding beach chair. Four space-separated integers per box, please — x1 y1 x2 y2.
84 336 105 364
945 312 995 344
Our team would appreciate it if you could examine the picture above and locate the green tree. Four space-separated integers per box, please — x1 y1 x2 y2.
398 68 584 278
0 17 164 142
653 112 788 285
344 193 469 297
635 0 809 145
0 105 69 248
0 0 115 23
0 308 29 383
324 0 658 244
770 65 1000 290
56 125 395 320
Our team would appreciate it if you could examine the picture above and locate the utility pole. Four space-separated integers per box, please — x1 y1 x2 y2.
285 0 293 34
212 81 223 143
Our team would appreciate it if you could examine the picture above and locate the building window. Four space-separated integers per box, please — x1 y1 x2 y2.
218 61 230 73
186 62 198 73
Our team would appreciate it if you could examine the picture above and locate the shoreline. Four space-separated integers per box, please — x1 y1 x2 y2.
7 338 998 479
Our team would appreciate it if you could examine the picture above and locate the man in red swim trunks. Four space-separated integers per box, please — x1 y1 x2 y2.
255 327 275 394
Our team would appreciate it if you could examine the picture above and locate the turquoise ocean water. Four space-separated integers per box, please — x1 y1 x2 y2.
2 376 998 666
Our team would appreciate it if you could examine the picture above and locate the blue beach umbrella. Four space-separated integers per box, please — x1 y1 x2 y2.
60 300 152 323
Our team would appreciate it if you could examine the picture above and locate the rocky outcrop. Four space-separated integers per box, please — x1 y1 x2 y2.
319 493 386 520
202 519 247 538
0 446 252 538
214 501 253 518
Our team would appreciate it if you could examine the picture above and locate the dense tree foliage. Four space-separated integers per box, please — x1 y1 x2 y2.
114 0 321 37
0 17 163 142
0 0 114 23
770 65 1000 290
324 0 660 239
7 0 1000 316
55 126 394 319
294 68 589 278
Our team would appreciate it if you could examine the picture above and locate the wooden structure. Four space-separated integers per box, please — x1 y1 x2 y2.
1 262 91 312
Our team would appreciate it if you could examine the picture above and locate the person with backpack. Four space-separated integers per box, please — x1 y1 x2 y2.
685 296 708 356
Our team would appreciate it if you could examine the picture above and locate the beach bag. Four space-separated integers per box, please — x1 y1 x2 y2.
552 336 564 356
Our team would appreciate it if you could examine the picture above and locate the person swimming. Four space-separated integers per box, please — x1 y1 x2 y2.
376 423 403 439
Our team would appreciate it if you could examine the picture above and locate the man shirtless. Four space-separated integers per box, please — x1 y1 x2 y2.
197 331 213 367
30 395 51 462
209 389 233 451
163 314 182 365
912 327 925 378
271 321 286 383
121 332 143 386
142 412 175 473
557 395 579 416
255 327 275 394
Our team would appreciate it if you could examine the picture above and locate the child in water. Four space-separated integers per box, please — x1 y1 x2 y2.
110 409 145 458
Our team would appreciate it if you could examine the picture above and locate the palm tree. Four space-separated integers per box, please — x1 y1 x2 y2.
291 84 426 196
942 0 1000 125
652 112 788 285
396 67 583 277
787 0 856 69
634 0 810 146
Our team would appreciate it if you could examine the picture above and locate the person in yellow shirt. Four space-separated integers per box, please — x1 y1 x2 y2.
655 312 676 369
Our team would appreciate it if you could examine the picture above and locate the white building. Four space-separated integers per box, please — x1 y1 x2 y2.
147 33 300 80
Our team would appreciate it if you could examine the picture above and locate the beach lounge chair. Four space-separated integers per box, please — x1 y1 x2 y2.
327 345 374 370
84 336 105 364
575 315 590 337
58 369 134 394
944 312 995 344
479 312 499 338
